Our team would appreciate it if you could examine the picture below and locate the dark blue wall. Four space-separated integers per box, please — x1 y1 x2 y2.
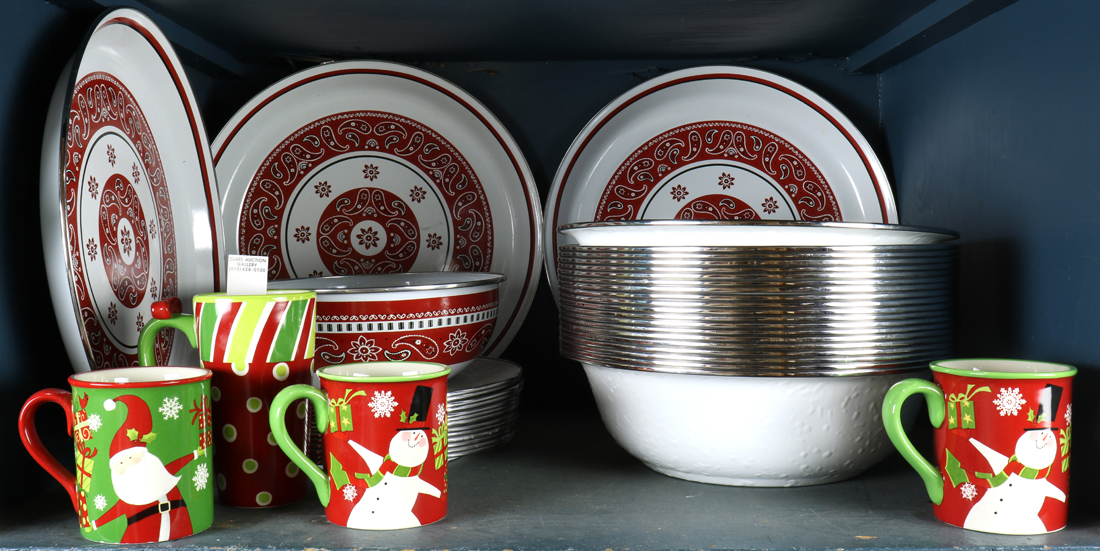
0 0 94 508
881 0 1100 514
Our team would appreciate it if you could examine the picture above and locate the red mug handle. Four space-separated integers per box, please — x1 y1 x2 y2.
19 389 77 511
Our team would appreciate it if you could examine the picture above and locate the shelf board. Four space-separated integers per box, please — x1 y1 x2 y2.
4 415 1099 550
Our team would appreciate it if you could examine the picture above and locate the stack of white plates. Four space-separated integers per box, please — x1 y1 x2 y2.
447 358 523 459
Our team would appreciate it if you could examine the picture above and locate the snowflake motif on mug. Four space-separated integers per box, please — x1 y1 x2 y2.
363 163 380 181
88 176 99 200
342 484 358 502
670 184 689 202
762 197 779 215
993 387 1026 416
294 225 311 243
132 162 141 184
106 144 116 166
150 277 158 301
357 227 379 250
120 226 133 257
108 302 118 325
369 390 398 418
94 494 107 511
444 329 470 356
87 413 102 432
148 220 157 240
426 233 442 251
436 403 446 426
160 396 182 420
86 238 97 261
136 312 145 334
1065 403 1073 425
409 186 427 203
193 463 209 491
961 482 977 501
718 172 735 189
314 180 331 198
348 335 382 362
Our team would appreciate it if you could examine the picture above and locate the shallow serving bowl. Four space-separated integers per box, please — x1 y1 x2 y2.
270 272 504 377
582 362 920 486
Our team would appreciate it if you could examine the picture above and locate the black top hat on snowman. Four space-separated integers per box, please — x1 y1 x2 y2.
1024 383 1063 431
397 385 434 431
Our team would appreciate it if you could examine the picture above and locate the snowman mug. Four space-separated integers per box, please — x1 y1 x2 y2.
270 362 449 530
882 358 1075 535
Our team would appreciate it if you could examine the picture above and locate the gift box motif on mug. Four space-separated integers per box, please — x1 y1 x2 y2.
945 384 990 430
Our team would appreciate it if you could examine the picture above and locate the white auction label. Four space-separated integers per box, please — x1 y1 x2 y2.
227 254 269 295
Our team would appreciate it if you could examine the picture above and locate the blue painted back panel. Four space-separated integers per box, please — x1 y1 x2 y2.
882 0 1100 512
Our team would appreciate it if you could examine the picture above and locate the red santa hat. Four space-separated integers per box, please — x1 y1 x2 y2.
103 395 155 459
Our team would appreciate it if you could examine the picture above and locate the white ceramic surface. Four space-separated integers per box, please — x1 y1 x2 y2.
545 65 898 302
559 220 958 248
582 363 919 486
212 60 542 358
41 8 222 372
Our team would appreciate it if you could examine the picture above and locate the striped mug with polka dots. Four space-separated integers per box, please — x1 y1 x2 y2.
138 291 316 508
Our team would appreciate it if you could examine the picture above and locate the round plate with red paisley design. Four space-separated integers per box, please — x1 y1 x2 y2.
545 65 897 302
212 61 542 358
40 8 224 372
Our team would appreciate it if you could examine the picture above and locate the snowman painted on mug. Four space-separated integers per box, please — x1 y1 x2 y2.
345 385 442 529
883 359 1074 535
960 384 1066 533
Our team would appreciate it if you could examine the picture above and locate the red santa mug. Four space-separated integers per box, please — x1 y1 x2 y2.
270 362 449 530
19 367 214 544
883 358 1075 535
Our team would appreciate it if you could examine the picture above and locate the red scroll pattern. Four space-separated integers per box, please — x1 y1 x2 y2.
65 72 175 369
98 174 150 307
239 111 493 280
677 195 760 220
317 187 420 274
594 121 840 222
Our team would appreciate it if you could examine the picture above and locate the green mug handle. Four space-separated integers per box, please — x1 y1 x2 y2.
270 385 331 506
137 314 198 367
882 378 947 505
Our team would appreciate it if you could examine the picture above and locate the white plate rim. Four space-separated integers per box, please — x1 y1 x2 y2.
210 60 543 357
543 65 898 303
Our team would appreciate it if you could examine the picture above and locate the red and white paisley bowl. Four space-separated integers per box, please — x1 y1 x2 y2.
270 273 503 377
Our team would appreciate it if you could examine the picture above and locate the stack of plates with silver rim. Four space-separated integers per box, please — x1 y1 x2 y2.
557 220 958 377
447 357 523 459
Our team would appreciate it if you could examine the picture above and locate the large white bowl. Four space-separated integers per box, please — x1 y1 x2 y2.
559 220 957 248
583 363 920 486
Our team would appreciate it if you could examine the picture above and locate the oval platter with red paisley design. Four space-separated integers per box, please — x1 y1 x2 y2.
212 61 542 358
40 8 224 372
545 65 898 302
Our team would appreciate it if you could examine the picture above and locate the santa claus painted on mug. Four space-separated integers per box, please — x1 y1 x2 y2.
883 358 1074 535
19 366 214 544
